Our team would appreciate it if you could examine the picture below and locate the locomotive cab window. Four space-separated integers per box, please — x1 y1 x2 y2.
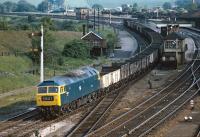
60 86 65 93
38 87 47 93
48 87 58 93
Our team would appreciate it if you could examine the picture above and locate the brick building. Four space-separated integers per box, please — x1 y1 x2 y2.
75 7 91 20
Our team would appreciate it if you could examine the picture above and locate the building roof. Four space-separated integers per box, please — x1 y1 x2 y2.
180 10 200 18
165 32 185 40
38 66 99 86
81 31 104 41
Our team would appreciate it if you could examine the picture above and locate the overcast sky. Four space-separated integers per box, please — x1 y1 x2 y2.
0 0 175 8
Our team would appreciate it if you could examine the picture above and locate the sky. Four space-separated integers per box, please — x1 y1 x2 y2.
0 0 175 8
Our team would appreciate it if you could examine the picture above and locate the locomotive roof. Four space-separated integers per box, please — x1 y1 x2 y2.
38 66 99 86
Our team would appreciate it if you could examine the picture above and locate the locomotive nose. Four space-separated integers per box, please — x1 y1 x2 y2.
36 94 61 106
36 86 61 107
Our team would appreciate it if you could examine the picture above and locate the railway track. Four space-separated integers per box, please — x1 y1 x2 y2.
2 28 199 137
65 22 158 137
66 63 190 137
85 31 200 137
86 65 199 137
0 110 42 137
4 103 95 137
66 60 158 137
66 87 123 137
196 128 200 137
129 84 199 137
0 99 97 137
67 29 199 137
0 109 39 136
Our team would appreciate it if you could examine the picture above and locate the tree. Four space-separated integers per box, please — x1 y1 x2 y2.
30 30 59 65
92 4 103 10
175 0 198 10
189 3 198 10
41 17 55 30
39 17 59 64
63 40 91 58
44 31 60 64
163 2 172 10
2 1 17 12
30 17 58 65
0 1 17 13
30 37 40 64
0 17 9 30
132 3 138 13
106 33 117 51
37 0 48 12
28 15 36 23
122 4 130 12
15 0 36 12
0 4 6 13
176 0 190 8
62 20 76 31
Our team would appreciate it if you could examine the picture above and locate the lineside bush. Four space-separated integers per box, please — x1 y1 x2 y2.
62 40 91 58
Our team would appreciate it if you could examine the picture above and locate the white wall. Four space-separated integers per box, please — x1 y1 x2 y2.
184 38 195 62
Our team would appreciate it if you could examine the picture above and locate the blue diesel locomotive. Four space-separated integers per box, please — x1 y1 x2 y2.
36 67 100 115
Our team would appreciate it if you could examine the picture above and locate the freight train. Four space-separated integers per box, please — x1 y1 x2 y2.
36 20 163 116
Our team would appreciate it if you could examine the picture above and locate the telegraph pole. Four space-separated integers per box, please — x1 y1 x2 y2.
94 8 96 30
98 8 100 33
87 9 89 33
40 25 44 82
109 10 112 25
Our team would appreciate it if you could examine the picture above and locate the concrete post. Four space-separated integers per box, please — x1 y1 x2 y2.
40 25 44 82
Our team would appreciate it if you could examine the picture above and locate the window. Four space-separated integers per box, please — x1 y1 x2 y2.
60 86 65 93
38 87 47 93
48 87 58 93
169 42 176 49
165 41 176 49
165 41 171 49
